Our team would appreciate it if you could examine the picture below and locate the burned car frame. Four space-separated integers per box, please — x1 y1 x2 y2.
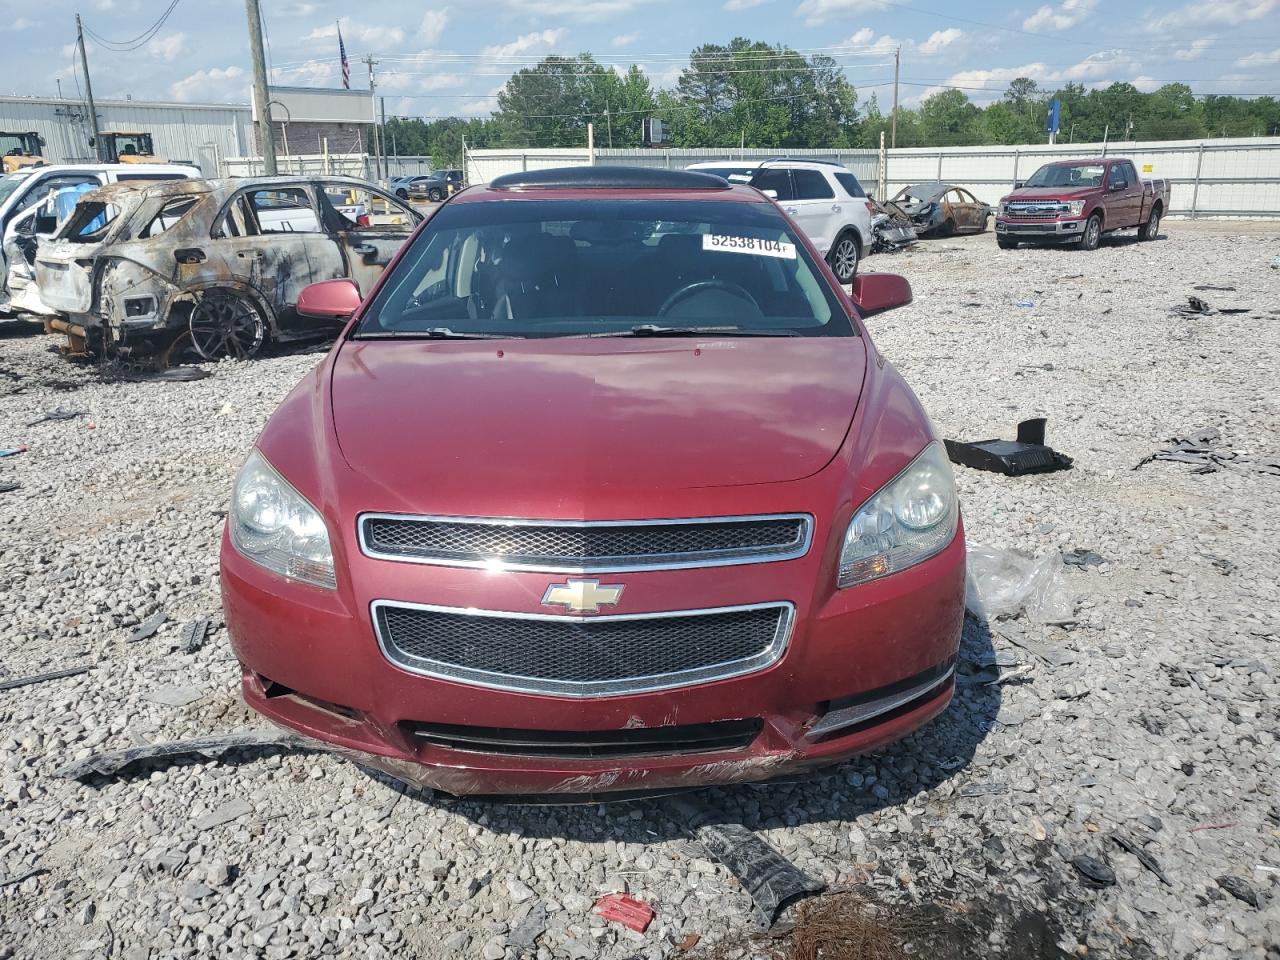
889 183 992 238
36 176 421 363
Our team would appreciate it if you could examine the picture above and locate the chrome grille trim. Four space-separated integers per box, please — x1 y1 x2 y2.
372 600 795 698
357 513 813 573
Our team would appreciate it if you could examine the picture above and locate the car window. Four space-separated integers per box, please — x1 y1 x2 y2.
15 175 100 216
0 172 33 206
322 184 417 232
833 172 865 198
1026 164 1105 188
245 187 321 233
116 173 189 183
791 170 835 201
213 196 254 239
138 197 198 239
750 169 795 201
58 201 121 243
1107 164 1128 188
355 198 851 340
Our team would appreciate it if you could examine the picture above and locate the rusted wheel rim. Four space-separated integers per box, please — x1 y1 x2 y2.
832 237 858 280
189 294 264 361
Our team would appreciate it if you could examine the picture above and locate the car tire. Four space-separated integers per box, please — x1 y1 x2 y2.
428 188 443 202
1080 214 1102 251
396 189 408 200
997 236 1016 250
1138 204 1161 242
827 231 860 284
187 290 267 361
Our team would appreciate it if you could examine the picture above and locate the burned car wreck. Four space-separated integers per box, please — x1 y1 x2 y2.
889 182 992 238
36 176 421 363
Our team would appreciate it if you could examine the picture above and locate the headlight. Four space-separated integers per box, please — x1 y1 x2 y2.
229 450 336 589
1066 200 1086 216
838 441 958 588
999 202 1009 216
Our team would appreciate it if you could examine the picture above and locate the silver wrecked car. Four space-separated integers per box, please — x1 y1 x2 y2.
36 175 421 364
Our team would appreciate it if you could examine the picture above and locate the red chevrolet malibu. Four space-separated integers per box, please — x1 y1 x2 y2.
220 167 965 797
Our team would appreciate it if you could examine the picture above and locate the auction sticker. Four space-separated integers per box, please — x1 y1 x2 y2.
703 234 796 259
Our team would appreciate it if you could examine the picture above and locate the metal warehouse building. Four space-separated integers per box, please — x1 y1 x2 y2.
0 95 253 175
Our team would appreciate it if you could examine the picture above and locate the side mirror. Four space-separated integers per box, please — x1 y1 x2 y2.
297 278 362 321
761 188 778 200
1109 181 1125 192
850 273 912 317
1014 181 1025 189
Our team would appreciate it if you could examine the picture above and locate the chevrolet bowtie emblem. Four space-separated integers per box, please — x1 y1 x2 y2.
541 578 624 614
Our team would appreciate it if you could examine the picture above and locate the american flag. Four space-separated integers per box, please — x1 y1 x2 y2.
338 23 350 89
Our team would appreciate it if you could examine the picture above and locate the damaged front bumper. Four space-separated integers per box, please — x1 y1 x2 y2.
222 529 965 799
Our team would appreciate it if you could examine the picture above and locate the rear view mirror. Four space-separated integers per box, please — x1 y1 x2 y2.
850 273 912 317
297 278 362 321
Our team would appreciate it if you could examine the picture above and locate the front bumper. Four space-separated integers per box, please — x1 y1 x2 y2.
996 218 1085 240
222 525 965 797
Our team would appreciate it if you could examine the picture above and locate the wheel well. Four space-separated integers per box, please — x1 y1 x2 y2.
835 227 862 256
1150 200 1163 215
173 284 277 335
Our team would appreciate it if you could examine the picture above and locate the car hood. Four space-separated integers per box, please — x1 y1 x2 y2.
330 336 867 516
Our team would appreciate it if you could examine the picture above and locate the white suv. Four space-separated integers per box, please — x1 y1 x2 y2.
687 159 874 282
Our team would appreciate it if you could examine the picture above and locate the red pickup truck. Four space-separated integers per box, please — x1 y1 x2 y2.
995 157 1170 251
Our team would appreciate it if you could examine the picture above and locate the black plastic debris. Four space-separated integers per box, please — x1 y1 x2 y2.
1062 549 1106 568
0 665 92 692
0 481 18 494
1112 833 1170 886
1071 854 1116 888
945 418 1073 476
508 901 548 950
1193 284 1235 292
180 619 210 654
0 867 48 889
57 729 302 780
127 610 168 644
666 796 825 928
1217 875 1261 909
1136 427 1280 477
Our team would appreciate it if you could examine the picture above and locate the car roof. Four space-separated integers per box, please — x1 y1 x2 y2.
17 162 199 176
1042 157 1112 165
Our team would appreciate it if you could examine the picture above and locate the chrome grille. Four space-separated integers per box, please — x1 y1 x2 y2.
1004 200 1068 220
373 601 794 697
358 514 811 572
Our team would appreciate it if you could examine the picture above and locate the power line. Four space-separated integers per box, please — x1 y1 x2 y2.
82 0 181 51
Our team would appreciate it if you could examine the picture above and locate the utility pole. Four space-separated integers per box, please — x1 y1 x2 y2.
891 46 900 150
244 0 276 175
76 15 103 162
605 103 613 148
365 55 381 179
380 95 388 181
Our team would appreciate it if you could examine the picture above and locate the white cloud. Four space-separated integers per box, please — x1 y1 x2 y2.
1131 76 1162 92
918 28 966 56
933 50 1136 104
1175 37 1215 60
480 28 567 60
1238 46 1280 65
843 27 900 56
13 17 37 30
724 0 766 8
1152 0 1278 29
796 0 886 25
146 33 186 63
611 32 640 46
417 9 450 45
1023 0 1097 31
170 65 246 103
305 19 405 47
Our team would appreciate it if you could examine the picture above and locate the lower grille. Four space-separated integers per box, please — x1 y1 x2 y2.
373 601 794 697
404 718 763 758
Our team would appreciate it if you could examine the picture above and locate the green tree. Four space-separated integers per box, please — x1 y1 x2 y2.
918 89 981 145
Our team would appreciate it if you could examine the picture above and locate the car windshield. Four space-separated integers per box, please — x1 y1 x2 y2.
1025 164 1105 188
0 172 32 205
354 198 850 339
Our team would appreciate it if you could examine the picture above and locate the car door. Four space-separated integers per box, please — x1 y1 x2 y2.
211 185 327 331
948 188 984 231
0 172 102 292
1105 162 1140 228
787 168 842 255
312 181 421 297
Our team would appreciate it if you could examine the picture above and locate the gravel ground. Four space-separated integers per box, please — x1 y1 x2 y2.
1 221 1278 959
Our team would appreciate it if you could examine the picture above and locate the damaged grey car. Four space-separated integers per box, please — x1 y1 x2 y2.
35 176 421 364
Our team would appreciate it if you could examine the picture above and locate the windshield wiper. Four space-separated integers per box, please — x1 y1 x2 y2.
357 327 515 340
584 324 799 338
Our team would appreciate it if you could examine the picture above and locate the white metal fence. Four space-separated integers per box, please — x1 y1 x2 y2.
220 154 439 180
465 137 1280 217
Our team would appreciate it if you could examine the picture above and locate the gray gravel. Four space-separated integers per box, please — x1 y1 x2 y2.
1 220 1278 959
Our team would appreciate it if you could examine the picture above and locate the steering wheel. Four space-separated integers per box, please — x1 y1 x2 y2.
657 279 761 318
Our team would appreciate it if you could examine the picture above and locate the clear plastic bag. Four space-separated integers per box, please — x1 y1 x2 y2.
965 543 1075 624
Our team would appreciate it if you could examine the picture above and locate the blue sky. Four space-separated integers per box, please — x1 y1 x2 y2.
4 0 1279 114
